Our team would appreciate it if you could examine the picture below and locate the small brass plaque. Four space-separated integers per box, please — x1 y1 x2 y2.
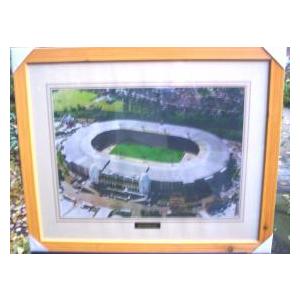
135 222 161 229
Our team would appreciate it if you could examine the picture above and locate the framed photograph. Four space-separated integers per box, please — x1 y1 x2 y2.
13 48 284 253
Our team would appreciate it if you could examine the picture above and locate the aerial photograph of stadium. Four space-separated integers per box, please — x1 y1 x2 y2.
52 86 245 219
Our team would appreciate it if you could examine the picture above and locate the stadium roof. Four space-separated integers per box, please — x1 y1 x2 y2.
63 120 230 184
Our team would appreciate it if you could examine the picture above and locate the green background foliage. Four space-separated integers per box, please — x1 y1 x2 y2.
284 79 290 107
53 88 244 141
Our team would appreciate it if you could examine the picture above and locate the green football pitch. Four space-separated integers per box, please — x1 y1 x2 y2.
110 142 184 163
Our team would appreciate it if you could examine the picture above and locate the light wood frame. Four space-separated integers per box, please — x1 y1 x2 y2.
13 47 284 253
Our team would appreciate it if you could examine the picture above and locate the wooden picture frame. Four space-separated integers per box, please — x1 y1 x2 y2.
13 47 284 253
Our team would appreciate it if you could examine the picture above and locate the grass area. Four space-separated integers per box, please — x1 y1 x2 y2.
53 89 124 112
53 89 97 112
110 142 184 163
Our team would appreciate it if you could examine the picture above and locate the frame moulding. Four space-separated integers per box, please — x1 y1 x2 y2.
13 47 284 253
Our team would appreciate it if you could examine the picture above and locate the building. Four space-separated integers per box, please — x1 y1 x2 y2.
62 120 230 200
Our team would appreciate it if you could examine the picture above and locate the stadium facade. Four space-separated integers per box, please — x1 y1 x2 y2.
62 120 231 200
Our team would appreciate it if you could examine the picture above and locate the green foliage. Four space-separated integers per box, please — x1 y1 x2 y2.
10 72 15 104
11 152 29 253
57 150 69 178
10 73 18 153
91 100 124 112
111 142 184 163
10 112 18 153
284 79 290 107
10 235 30 254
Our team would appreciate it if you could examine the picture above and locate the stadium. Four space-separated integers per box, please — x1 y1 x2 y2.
62 120 231 201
